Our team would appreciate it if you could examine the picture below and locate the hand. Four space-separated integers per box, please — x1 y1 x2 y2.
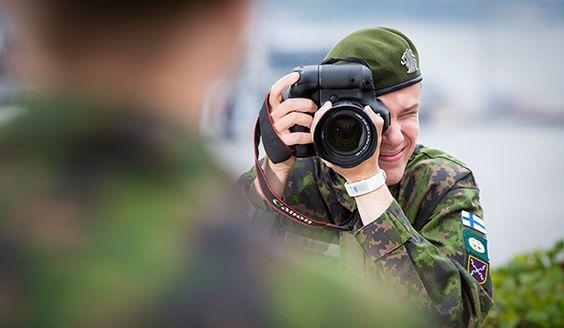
312 102 391 224
265 72 318 175
254 72 318 199
311 102 385 183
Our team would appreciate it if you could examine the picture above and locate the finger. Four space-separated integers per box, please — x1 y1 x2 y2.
274 112 314 132
270 98 317 120
364 105 384 132
311 101 332 135
269 72 300 107
280 132 312 146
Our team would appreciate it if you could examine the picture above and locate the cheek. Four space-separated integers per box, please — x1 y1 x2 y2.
400 118 419 146
396 119 419 179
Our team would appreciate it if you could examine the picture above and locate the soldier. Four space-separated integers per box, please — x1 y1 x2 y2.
240 27 493 327
0 3 422 328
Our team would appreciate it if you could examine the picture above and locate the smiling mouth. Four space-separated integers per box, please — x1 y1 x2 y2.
379 145 408 163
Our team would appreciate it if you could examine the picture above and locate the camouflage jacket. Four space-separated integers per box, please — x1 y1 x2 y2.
0 97 240 326
240 145 494 327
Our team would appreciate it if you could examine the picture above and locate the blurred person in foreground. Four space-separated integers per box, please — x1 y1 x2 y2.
0 2 423 327
241 27 493 327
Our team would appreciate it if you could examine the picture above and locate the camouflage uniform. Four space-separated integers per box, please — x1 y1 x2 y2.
240 145 494 327
0 97 424 327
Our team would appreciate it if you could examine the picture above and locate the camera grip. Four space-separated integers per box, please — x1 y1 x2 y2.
289 124 315 158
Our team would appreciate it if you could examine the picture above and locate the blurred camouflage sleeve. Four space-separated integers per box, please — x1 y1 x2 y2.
238 160 269 211
355 172 493 327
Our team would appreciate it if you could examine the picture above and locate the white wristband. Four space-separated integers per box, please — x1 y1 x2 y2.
344 170 387 197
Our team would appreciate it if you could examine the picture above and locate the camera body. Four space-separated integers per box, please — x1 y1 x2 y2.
289 62 390 168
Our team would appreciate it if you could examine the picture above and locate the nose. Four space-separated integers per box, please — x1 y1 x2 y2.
381 119 404 148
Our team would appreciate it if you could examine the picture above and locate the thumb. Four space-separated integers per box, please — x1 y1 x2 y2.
364 105 384 132
311 101 332 134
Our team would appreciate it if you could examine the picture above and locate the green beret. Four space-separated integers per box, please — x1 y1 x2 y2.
325 27 422 96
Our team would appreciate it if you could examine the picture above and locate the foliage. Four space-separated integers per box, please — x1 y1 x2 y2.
485 240 563 328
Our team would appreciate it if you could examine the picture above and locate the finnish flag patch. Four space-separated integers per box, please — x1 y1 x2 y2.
461 210 486 234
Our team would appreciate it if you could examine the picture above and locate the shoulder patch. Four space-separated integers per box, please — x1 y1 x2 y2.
467 255 489 285
463 230 489 261
461 210 486 234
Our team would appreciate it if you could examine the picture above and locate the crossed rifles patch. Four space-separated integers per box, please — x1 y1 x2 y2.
467 255 489 285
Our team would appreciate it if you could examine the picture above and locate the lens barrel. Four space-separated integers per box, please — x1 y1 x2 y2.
313 101 378 168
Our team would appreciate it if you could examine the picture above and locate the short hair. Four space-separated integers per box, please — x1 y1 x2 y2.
17 0 233 58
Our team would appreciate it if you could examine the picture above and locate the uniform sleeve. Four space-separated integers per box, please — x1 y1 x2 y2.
238 163 269 211
239 158 331 212
237 158 334 228
354 173 493 327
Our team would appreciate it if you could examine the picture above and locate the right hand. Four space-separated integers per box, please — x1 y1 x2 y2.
266 72 318 174
254 72 318 199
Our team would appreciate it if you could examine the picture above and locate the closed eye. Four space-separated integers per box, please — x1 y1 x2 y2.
399 108 418 118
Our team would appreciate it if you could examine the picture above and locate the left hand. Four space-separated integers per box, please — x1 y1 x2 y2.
311 101 385 183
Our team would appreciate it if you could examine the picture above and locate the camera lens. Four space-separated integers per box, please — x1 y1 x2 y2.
313 101 378 168
326 116 365 154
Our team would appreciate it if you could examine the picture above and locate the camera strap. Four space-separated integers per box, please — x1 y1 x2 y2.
258 94 295 164
254 95 352 230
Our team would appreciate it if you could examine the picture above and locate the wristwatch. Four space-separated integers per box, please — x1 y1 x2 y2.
344 170 387 197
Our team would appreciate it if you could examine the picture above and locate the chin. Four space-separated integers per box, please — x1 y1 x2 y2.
381 142 416 185
380 154 409 185
384 166 405 185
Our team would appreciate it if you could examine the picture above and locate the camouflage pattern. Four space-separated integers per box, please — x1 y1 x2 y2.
240 145 494 327
0 96 426 327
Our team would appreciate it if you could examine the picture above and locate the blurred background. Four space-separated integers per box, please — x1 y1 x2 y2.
0 1 562 326
1 1 563 266
200 0 564 268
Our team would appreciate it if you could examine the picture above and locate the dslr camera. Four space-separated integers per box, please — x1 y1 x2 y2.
289 57 390 168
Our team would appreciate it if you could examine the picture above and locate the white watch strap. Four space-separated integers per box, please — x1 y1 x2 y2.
344 170 387 197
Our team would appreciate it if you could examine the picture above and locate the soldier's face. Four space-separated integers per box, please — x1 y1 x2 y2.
376 83 421 185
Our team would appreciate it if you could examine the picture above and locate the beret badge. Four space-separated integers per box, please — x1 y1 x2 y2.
401 49 418 74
